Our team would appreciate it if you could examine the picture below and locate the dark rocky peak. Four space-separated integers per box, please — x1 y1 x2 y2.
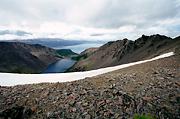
138 34 171 42
122 38 129 45
99 34 174 61
134 35 149 48
148 34 172 41
134 34 172 49
100 39 130 50
137 34 149 41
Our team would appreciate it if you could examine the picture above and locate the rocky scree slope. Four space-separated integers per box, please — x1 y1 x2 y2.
0 42 60 73
70 34 180 71
0 48 179 119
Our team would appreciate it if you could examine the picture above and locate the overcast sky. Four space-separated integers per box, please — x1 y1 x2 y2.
0 0 180 40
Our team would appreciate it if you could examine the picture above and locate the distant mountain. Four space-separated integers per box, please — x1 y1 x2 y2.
0 30 31 36
8 38 97 49
0 42 60 73
69 34 180 71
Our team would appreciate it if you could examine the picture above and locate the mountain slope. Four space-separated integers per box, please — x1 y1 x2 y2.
71 48 98 61
70 34 180 71
0 42 59 73
0 49 179 118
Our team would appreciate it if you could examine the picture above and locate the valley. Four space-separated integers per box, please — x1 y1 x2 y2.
0 41 103 73
1 0 179 118
0 49 179 118
0 34 179 119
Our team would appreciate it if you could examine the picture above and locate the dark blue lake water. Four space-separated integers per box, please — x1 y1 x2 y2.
43 59 76 73
43 43 104 73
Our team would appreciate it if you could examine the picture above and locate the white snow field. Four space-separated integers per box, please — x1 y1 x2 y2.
0 52 174 86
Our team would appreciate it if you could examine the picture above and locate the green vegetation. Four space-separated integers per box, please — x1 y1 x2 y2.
71 54 88 61
133 114 155 119
56 49 78 57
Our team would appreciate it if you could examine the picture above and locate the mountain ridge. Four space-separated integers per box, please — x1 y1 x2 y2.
69 34 180 71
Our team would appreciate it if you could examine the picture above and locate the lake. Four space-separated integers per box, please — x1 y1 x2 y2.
43 43 104 73
43 59 76 73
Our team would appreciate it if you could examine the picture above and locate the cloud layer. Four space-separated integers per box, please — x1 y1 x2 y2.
0 0 179 40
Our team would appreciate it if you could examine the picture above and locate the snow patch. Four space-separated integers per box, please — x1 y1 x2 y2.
0 52 174 86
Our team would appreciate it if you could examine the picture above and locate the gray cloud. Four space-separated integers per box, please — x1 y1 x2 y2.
91 0 179 28
0 0 179 40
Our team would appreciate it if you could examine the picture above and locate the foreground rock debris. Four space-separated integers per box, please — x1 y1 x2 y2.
0 53 179 119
